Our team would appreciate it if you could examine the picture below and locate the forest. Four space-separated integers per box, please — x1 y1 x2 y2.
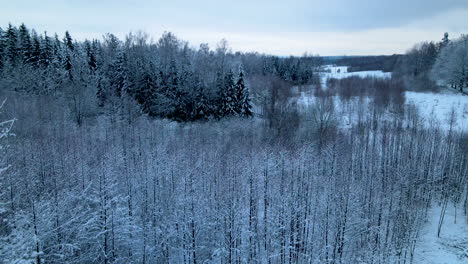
326 55 401 73
0 23 467 264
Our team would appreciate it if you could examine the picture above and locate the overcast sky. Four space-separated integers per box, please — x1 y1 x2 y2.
2 0 468 55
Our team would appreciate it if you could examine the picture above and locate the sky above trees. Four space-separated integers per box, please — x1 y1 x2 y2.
2 0 468 55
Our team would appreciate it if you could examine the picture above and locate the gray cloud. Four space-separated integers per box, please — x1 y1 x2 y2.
299 0 468 31
1 0 467 55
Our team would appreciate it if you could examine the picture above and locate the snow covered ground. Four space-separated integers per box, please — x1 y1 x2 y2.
321 65 391 84
296 67 468 262
413 204 467 264
299 66 468 132
405 90 468 131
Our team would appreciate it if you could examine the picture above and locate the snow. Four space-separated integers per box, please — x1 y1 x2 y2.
321 65 391 84
298 66 468 132
405 90 468 131
298 67 468 262
297 90 468 132
413 204 467 264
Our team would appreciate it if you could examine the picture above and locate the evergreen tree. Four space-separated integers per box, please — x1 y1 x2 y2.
135 71 156 114
63 31 74 51
63 53 73 80
194 86 210 120
29 32 41 65
290 63 299 83
89 51 97 72
178 70 202 120
235 70 253 117
175 70 194 120
441 32 450 49
109 50 128 97
262 59 270 75
84 40 97 72
51 34 63 69
96 77 106 107
52 34 62 59
300 68 311 84
4 23 18 66
164 61 185 120
18 23 31 64
219 70 237 117
40 32 53 67
0 27 4 70
213 71 225 119
62 31 74 80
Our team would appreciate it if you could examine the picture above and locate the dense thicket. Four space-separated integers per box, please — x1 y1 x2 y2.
327 76 405 111
431 34 468 93
394 33 468 93
0 88 465 263
0 24 321 122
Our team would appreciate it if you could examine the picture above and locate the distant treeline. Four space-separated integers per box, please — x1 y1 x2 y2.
394 33 467 93
324 32 467 94
332 55 402 73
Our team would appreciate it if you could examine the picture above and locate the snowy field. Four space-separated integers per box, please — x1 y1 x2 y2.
299 66 468 132
413 204 467 264
321 65 392 82
406 90 468 131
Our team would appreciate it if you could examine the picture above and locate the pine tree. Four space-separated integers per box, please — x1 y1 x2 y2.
135 71 156 114
18 23 31 64
96 77 106 107
89 45 97 72
194 86 210 120
62 31 74 80
175 70 194 120
262 59 269 75
441 32 450 49
300 68 311 84
84 40 97 73
219 70 237 117
164 61 185 120
50 33 63 71
109 50 128 97
290 63 299 83
63 31 74 51
236 70 253 117
182 70 207 120
40 31 53 67
29 32 41 66
4 23 18 66
63 54 73 80
213 71 225 119
0 27 4 70
52 34 63 61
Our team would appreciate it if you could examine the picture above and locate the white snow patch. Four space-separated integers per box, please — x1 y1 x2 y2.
413 204 467 264
321 65 391 87
405 91 468 131
297 90 468 132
